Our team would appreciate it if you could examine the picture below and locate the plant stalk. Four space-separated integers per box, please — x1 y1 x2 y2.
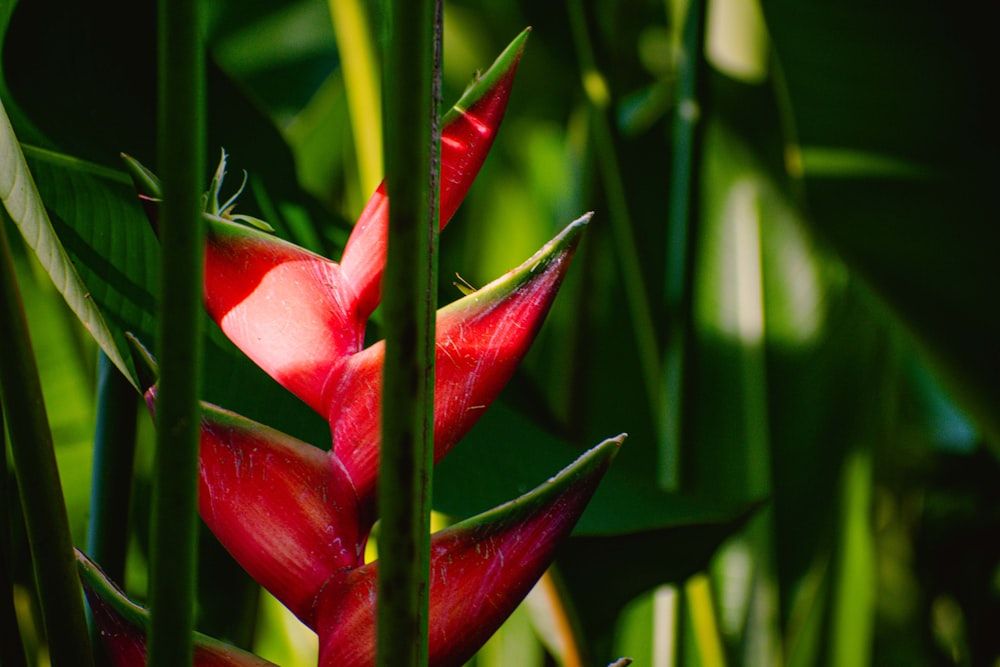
86 352 138 666
660 0 707 491
377 0 441 665
147 0 205 665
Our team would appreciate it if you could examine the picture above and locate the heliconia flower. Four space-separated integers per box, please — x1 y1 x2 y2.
77 549 280 667
118 25 624 665
315 435 623 667
124 27 582 510
135 211 589 629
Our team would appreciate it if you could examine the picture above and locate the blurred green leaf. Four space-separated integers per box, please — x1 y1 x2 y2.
762 0 1000 450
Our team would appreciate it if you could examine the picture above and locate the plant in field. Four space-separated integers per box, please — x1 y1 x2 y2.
78 30 623 667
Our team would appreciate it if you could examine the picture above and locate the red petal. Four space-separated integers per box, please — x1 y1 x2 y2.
78 549 280 667
326 216 587 511
203 217 363 415
145 389 364 628
339 29 529 323
315 435 622 667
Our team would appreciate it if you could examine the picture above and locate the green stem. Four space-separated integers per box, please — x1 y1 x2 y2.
660 0 707 491
86 352 138 666
377 0 440 665
567 0 662 433
0 213 94 666
0 404 29 667
86 353 138 585
148 1 205 666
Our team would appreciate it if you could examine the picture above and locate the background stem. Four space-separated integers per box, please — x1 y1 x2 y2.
86 352 138 666
660 0 706 491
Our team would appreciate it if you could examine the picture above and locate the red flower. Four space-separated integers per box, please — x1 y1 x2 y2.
86 28 623 666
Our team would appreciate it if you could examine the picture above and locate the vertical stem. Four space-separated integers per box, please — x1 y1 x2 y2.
148 1 205 666
567 0 662 431
377 0 440 664
86 353 138 585
0 212 94 666
661 0 708 663
86 352 138 666
661 0 706 491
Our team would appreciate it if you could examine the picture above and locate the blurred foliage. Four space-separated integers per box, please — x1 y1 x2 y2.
2 0 999 665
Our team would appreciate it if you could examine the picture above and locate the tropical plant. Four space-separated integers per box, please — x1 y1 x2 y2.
3 0 996 666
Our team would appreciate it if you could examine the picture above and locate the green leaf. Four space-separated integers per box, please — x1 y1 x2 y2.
0 103 137 387
762 0 1000 451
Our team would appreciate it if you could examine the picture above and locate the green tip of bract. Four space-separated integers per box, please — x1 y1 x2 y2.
445 27 531 125
124 332 158 392
459 432 623 531
76 548 147 627
441 212 590 317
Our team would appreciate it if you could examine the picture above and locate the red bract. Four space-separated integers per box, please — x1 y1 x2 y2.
328 215 590 510
340 29 529 321
316 436 622 667
142 389 363 627
80 433 620 666
78 550 279 667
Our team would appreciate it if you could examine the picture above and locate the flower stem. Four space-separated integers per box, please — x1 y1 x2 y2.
147 0 205 665
377 0 441 665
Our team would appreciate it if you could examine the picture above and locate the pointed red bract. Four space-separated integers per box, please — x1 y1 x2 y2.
145 388 364 628
340 29 528 321
316 436 622 667
328 216 589 509
202 218 361 416
78 550 280 667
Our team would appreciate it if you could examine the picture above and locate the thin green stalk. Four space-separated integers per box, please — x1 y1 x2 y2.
0 404 29 667
377 0 440 665
148 1 205 666
0 213 94 666
567 0 662 433
86 352 138 666
328 0 383 197
660 0 707 490
86 352 138 585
